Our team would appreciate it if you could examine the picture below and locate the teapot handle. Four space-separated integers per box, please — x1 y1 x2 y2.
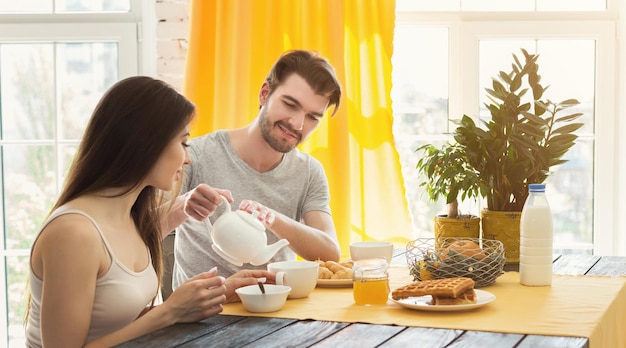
219 195 231 213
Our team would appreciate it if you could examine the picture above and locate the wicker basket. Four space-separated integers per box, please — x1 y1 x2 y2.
405 237 505 288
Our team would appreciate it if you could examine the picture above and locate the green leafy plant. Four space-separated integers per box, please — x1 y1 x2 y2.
415 142 481 218
417 48 584 214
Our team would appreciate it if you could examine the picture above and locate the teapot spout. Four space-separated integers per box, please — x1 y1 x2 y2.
250 239 290 266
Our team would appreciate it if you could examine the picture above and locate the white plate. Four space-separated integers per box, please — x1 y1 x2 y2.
316 279 353 288
389 289 496 312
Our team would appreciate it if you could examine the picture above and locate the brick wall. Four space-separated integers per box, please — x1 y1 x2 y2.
155 0 189 91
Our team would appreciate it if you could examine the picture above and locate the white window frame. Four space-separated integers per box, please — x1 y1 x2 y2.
459 21 617 256
396 6 624 256
0 22 138 76
0 1 151 343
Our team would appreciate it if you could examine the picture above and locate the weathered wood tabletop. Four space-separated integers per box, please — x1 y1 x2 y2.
117 254 625 348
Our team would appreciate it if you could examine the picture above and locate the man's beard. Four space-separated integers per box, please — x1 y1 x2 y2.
259 109 302 153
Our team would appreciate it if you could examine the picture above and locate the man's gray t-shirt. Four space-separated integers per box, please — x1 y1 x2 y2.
172 130 331 288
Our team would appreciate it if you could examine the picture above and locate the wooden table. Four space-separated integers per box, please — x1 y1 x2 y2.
117 254 626 348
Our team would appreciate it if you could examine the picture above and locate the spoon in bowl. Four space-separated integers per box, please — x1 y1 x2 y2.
257 278 266 294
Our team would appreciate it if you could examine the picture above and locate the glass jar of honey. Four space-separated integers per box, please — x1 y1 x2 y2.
352 258 389 305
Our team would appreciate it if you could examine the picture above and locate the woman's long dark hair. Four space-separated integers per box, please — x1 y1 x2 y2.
53 76 195 300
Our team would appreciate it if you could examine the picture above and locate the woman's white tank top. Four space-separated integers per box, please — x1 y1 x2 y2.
26 207 158 347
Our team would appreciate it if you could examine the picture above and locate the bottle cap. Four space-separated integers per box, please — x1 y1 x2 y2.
528 183 546 192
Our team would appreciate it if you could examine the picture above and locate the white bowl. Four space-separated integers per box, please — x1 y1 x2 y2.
349 241 394 263
235 284 291 313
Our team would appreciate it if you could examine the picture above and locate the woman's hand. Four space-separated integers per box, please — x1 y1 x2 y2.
224 270 277 303
162 267 227 323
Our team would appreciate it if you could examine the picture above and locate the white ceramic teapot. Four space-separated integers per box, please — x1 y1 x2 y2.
210 196 289 266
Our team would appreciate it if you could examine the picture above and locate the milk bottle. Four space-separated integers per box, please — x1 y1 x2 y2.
519 183 553 286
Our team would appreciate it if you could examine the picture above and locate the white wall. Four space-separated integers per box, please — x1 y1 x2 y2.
617 0 625 254
155 0 190 91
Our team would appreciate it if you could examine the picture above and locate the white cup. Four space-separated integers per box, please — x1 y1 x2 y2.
268 260 319 299
349 241 394 263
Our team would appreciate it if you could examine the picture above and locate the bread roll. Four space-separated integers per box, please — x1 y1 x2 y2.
331 268 353 279
441 240 486 260
339 261 354 268
316 260 354 280
318 267 333 279
324 261 349 274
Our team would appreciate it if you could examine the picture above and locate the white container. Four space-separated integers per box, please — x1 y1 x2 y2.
349 241 394 263
520 245 553 256
520 183 553 286
520 254 554 265
520 236 553 248
519 262 553 286
519 206 553 239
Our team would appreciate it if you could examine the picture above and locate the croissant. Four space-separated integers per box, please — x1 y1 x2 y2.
324 261 348 274
331 268 353 279
316 260 355 280
339 261 354 268
318 267 333 279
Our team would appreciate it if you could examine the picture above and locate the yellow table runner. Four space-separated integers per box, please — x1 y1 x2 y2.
222 267 626 347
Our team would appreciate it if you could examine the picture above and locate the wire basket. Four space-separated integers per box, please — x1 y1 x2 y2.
405 237 505 288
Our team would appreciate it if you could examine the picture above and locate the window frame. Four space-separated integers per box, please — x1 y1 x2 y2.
0 3 149 344
459 20 617 256
395 7 621 256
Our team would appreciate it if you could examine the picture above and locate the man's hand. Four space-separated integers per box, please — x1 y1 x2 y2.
183 184 233 221
239 200 276 227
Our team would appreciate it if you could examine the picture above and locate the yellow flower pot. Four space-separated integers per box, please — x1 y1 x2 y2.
480 210 521 264
433 215 480 249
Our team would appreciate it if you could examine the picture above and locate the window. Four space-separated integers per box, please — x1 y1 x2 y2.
0 1 147 345
392 0 619 255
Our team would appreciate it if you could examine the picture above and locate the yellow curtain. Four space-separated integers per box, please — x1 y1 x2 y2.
184 0 413 259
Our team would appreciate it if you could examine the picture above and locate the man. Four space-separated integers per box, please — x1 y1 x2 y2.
170 50 342 288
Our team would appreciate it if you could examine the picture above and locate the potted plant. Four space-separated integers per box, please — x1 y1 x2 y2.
416 48 584 262
415 142 482 247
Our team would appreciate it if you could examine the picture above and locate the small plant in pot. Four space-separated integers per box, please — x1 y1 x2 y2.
415 141 482 247
416 48 584 262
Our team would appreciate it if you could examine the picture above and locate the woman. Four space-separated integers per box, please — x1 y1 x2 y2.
25 76 275 347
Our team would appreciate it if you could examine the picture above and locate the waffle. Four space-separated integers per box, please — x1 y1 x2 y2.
391 277 475 300
431 289 476 305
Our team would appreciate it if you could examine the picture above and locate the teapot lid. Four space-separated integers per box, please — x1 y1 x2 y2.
235 210 265 231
